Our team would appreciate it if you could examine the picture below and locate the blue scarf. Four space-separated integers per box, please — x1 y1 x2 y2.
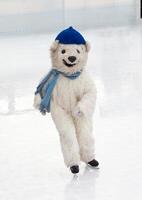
35 69 82 115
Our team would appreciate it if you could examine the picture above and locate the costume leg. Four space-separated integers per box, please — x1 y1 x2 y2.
74 116 95 163
51 102 80 167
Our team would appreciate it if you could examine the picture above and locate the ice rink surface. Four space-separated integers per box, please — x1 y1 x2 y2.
0 25 142 200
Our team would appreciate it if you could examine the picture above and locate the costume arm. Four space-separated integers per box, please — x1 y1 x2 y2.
76 74 97 117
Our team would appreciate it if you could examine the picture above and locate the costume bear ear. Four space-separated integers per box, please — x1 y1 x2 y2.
50 40 59 52
85 41 91 52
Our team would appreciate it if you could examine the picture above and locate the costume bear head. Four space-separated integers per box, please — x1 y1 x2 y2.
50 27 90 74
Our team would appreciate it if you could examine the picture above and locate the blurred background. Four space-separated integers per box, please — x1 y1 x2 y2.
0 0 140 34
0 1 142 200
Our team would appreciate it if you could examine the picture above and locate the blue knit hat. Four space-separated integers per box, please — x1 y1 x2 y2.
55 26 86 45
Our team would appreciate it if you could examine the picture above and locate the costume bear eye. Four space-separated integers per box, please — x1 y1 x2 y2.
77 49 80 53
61 49 66 54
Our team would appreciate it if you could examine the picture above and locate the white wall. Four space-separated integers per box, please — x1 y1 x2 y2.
64 0 137 29
0 0 140 35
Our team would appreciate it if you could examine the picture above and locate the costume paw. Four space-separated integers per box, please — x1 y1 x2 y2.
70 165 79 174
33 94 41 109
88 159 99 167
72 105 83 117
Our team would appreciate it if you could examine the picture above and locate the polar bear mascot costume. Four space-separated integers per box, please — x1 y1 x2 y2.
34 27 99 174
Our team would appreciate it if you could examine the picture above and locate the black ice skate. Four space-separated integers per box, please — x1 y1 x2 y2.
70 165 79 174
88 159 99 167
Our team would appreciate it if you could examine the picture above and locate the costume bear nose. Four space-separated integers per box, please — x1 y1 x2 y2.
68 56 76 63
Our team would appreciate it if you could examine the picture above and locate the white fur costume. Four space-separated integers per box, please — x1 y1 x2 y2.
34 41 97 167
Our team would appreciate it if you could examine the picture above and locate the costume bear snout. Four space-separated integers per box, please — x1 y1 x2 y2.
68 56 76 63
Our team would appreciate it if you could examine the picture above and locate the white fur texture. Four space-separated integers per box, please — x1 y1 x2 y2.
50 41 89 75
34 41 97 167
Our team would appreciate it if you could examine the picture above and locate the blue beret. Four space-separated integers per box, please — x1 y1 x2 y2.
55 26 86 45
